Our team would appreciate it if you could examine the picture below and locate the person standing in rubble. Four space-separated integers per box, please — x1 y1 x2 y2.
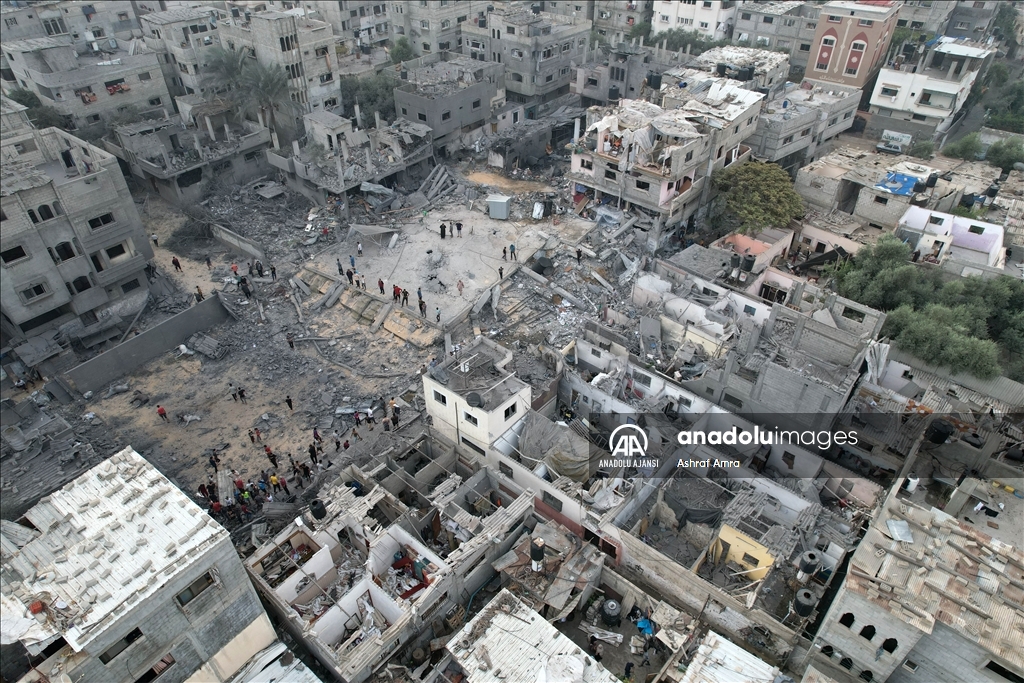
205 255 213 270
346 268 354 285
378 278 385 295
402 289 410 306
576 247 583 264
440 223 447 239
231 263 239 276
457 280 464 296
435 307 441 323
502 246 507 261
248 261 254 277
256 260 264 278
357 241 363 256
171 257 182 272
509 243 517 261
270 264 277 280
456 221 463 237
349 254 356 268
419 299 427 317
337 258 344 275
240 281 252 300
195 286 205 302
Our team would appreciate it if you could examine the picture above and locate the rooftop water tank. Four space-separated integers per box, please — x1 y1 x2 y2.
742 254 755 272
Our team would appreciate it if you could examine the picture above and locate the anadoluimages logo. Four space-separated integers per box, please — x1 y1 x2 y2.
609 424 648 459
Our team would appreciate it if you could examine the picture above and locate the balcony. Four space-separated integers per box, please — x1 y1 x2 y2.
93 254 146 287
70 285 110 315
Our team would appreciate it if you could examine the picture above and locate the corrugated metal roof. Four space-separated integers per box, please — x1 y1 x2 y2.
448 589 619 683
0 447 226 652
679 630 779 683
847 499 1024 672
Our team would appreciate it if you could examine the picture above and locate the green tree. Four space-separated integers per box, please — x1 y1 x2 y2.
6 88 65 129
235 60 297 136
985 136 1024 171
887 26 913 60
942 131 982 160
203 47 251 94
908 141 934 159
712 161 804 235
337 73 396 123
986 62 1010 87
629 22 652 40
390 37 414 64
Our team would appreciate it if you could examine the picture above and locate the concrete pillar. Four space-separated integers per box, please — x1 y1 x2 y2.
340 139 350 161
374 111 381 129
336 149 345 182
161 148 172 168
224 122 232 142
946 60 958 80
257 109 265 128
574 117 580 141
354 103 362 129
193 135 203 157
205 115 216 141
365 147 372 168
161 107 170 120
292 140 301 157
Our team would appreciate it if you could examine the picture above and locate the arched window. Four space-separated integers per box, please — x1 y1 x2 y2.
839 613 855 628
53 201 64 215
821 646 835 658
28 209 39 224
882 638 898 654
72 276 92 293
840 658 853 670
510 73 523 82
860 625 876 641
38 205 54 221
859 671 874 682
54 242 75 261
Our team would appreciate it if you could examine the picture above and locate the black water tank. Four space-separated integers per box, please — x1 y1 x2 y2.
648 71 662 89
530 537 545 562
310 499 327 520
467 392 484 408
478 18 486 28
913 181 926 193
1005 445 1023 462
531 3 541 14
798 550 820 574
926 419 956 445
987 183 999 198
400 70 408 79
717 63 727 76
926 172 939 187
742 254 755 272
731 253 741 269
961 193 976 208
740 66 754 81
794 589 816 617
601 599 622 627
537 256 554 276
609 85 621 100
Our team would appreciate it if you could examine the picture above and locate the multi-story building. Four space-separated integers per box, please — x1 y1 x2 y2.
896 205 1006 267
748 81 861 175
685 45 792 98
868 37 992 142
732 1 822 74
463 7 592 119
593 0 654 45
0 36 171 136
218 9 339 142
946 0 997 37
138 6 223 100
392 52 504 155
316 1 390 53
0 447 279 683
570 41 685 107
569 72 762 238
0 97 153 345
805 0 901 91
245 446 535 683
651 0 739 41
897 0 956 34
392 0 491 57
0 1 140 53
102 99 273 204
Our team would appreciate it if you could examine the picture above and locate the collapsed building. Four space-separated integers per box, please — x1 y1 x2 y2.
266 110 433 210
102 98 273 205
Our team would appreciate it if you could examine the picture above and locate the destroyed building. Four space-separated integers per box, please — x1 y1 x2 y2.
569 80 761 242
810 486 1024 683
102 99 273 205
1 97 153 350
795 148 1002 231
0 447 280 683
138 6 223 101
895 205 1005 269
244 437 534 683
646 247 886 432
462 6 591 120
266 110 433 209
748 81 860 176
392 52 505 156
684 45 792 99
0 35 171 136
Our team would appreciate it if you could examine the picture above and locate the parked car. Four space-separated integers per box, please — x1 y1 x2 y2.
876 141 903 155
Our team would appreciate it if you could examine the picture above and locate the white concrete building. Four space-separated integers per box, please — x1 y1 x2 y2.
652 0 742 41
868 37 993 141
423 337 532 454
896 205 1005 268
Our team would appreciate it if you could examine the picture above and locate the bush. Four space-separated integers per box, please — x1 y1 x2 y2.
984 136 1024 171
390 37 414 64
942 132 982 160
908 141 934 159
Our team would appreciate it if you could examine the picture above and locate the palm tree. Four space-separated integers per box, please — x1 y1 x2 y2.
203 47 250 95
235 60 298 148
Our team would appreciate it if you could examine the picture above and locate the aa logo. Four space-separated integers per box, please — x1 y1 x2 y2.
609 424 648 459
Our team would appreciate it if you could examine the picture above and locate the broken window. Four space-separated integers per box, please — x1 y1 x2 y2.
503 403 517 420
105 244 127 260
72 276 91 293
176 571 215 606
542 491 563 512
873 196 888 205
741 553 760 567
781 452 795 469
841 307 866 322
134 653 175 683
99 627 143 664
499 461 514 478
441 111 451 121
2 245 28 264
122 279 141 293
634 372 652 387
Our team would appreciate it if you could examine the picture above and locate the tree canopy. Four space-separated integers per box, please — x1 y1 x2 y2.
336 73 396 123
202 48 297 137
985 136 1024 171
833 234 1024 380
711 161 804 235
390 37 414 64
6 88 64 129
942 131 982 160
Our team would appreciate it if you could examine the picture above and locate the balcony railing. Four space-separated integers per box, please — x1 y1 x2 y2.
93 254 146 287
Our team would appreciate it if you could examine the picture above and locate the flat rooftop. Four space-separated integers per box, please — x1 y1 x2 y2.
0 447 226 651
140 6 217 25
433 339 529 407
745 1 805 15
0 36 72 52
691 45 790 72
680 631 779 683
